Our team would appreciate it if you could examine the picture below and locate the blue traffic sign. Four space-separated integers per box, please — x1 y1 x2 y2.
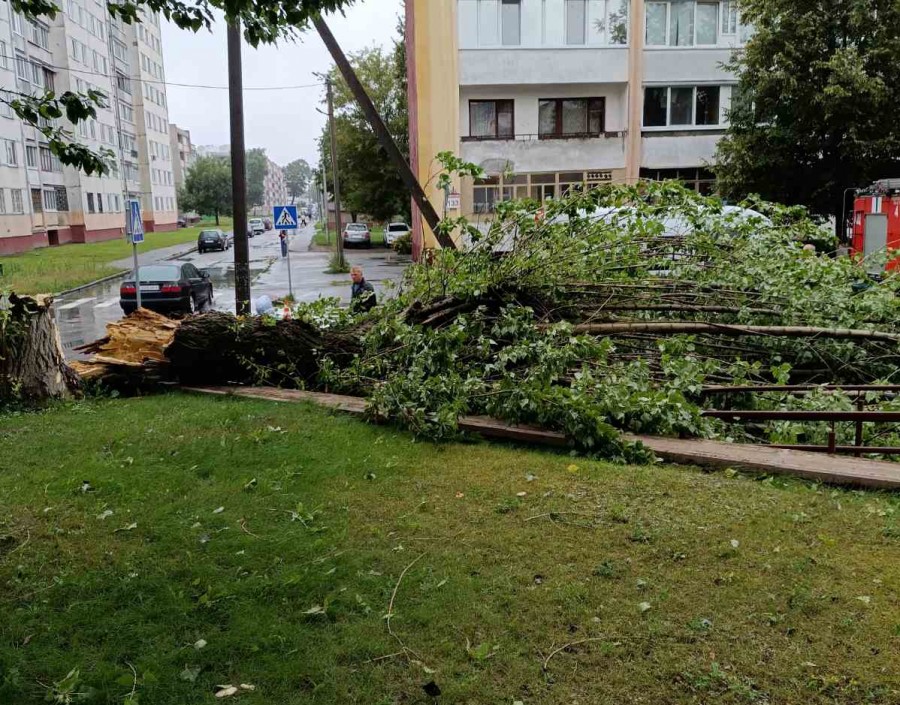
127 199 144 244
274 205 298 230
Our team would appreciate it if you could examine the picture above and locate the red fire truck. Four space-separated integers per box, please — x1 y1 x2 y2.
851 179 900 274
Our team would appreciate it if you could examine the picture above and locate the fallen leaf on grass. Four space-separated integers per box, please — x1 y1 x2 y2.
525 474 537 482
304 604 326 616
857 595 872 605
215 686 239 698
567 464 580 474
114 523 138 533
213 507 225 515
455 492 465 499
243 478 257 491
179 667 200 683
639 602 652 613
194 639 207 650
96 510 114 520
516 492 527 498
730 539 740 549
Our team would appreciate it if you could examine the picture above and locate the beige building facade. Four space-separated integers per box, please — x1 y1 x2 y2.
407 0 752 252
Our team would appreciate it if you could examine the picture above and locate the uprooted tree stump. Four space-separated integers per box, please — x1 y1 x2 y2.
0 293 79 402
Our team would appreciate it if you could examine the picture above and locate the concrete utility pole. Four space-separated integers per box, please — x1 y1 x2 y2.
326 78 345 269
313 16 455 250
228 22 251 315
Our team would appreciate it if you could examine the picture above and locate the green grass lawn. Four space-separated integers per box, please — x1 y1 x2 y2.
313 223 385 248
1 393 899 704
0 218 232 295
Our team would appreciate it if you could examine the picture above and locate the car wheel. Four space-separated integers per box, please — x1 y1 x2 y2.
187 296 196 315
122 305 136 316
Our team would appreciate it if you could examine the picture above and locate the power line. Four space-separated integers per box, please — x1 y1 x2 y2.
0 51 325 91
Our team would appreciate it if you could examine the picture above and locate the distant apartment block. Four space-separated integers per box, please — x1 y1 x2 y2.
169 123 194 190
0 0 177 254
262 158 287 212
406 0 753 250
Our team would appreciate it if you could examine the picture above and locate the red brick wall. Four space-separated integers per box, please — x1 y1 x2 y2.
0 232 49 255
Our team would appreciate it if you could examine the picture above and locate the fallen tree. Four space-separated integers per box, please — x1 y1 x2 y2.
36 181 900 459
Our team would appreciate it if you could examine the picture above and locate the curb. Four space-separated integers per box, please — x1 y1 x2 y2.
54 244 199 297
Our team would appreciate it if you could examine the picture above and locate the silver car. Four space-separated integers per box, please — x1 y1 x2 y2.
342 222 371 248
384 222 411 246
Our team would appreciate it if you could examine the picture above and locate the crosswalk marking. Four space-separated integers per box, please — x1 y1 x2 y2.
56 297 95 311
94 298 120 309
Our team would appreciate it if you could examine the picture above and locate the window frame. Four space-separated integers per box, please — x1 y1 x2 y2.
642 85 722 128
467 99 515 140
645 0 721 47
565 0 587 46
537 97 606 139
42 188 58 212
500 0 521 46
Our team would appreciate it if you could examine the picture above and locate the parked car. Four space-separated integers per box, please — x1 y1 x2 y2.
384 222 411 246
342 222 371 248
120 263 213 316
177 216 187 228
249 218 266 236
197 229 231 253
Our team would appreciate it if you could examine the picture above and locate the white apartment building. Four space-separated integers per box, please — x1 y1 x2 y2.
407 0 753 241
0 0 176 254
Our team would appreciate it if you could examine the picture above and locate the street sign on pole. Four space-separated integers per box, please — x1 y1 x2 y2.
274 205 298 230
274 205 297 299
126 199 143 309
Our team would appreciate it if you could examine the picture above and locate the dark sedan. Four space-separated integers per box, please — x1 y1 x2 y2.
120 263 213 316
198 229 231 253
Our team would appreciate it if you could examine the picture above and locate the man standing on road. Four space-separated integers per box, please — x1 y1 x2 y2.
350 266 377 313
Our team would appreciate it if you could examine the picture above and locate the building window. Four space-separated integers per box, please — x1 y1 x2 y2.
500 0 521 46
87 192 95 213
643 86 721 127
40 146 61 171
29 21 50 50
11 189 23 213
473 175 500 214
42 188 58 212
14 53 29 82
11 12 23 35
97 193 103 213
641 167 716 194
0 42 7 70
530 173 556 202
721 0 737 34
26 144 37 168
566 0 587 45
468 100 514 140
538 98 605 138
116 73 131 95
31 188 42 213
646 1 719 47
0 189 5 214
56 187 69 211
3 139 18 166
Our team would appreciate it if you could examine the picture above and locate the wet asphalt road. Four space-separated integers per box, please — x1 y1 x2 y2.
53 224 409 360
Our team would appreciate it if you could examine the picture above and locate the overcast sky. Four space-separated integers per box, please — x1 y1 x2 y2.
160 0 404 168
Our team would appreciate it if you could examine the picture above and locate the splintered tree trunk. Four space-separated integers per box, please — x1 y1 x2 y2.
0 294 79 401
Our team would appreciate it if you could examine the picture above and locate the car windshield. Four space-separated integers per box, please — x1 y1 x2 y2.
347 224 367 231
137 265 180 281
388 224 408 232
200 230 221 237
250 219 262 225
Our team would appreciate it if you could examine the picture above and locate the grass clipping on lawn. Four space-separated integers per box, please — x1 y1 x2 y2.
1 394 899 704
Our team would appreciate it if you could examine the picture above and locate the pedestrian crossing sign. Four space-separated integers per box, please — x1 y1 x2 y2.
127 199 144 244
274 205 298 230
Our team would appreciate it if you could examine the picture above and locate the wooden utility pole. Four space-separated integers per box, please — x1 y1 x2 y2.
228 22 251 315
326 78 345 269
313 15 455 251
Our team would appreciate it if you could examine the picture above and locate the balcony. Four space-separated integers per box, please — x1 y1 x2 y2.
460 47 628 87
460 132 627 174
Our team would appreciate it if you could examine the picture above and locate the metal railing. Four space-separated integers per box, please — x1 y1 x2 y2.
462 131 626 143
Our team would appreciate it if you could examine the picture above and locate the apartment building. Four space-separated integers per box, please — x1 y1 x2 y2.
262 158 287 212
0 0 176 254
169 123 194 190
406 0 752 250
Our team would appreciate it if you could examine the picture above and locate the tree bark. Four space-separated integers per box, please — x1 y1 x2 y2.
0 294 79 401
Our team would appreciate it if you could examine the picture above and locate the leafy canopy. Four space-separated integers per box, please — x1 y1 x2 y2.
716 0 900 225
319 19 409 223
246 148 268 208
179 155 232 223
284 159 312 199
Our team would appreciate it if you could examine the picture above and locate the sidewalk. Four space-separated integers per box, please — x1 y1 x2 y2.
109 240 199 270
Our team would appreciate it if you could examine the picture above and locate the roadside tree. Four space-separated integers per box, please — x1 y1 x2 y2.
284 159 312 201
715 0 900 236
180 156 232 225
